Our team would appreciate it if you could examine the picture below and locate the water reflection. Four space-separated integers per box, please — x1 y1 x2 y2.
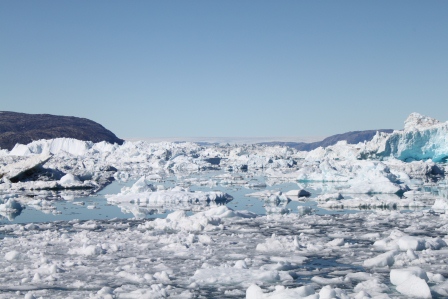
112 198 232 219
1 172 447 224
424 184 448 199
0 204 23 221
263 196 291 215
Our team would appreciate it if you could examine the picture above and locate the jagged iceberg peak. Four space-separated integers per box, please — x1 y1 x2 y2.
404 112 441 131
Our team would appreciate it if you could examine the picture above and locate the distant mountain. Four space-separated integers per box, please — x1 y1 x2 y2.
258 129 394 151
0 111 124 150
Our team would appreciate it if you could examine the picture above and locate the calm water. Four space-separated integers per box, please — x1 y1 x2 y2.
1 171 440 224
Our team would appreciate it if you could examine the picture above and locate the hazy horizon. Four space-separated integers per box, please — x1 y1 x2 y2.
123 135 326 144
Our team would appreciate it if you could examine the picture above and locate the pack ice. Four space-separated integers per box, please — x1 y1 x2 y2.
0 113 448 298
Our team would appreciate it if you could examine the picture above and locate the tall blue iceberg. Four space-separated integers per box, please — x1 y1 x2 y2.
364 113 448 162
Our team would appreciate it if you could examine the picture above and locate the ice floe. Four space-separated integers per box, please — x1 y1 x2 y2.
0 113 447 298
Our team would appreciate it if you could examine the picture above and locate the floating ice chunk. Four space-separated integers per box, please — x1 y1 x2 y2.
407 249 419 260
319 285 347 299
386 159 443 181
432 198 448 211
0 153 52 180
296 159 349 182
342 161 408 194
397 236 426 251
68 245 102 256
353 279 390 294
270 256 308 264
153 271 171 283
431 280 448 297
246 284 316 299
353 278 389 293
353 291 369 299
262 261 300 271
305 140 360 162
311 276 345 285
246 285 265 299
402 189 428 200
395 275 432 298
144 206 255 232
97 286 114 295
256 235 299 252
61 194 75 201
129 176 155 193
192 267 284 287
4 250 21 261
363 250 399 267
115 176 155 195
427 272 445 283
36 263 63 275
113 284 168 299
390 267 429 286
59 173 81 185
345 272 375 282
344 177 406 194
0 172 96 191
0 180 56 191
297 159 408 195
234 260 248 269
200 205 257 219
246 190 283 198
327 238 344 247
373 230 446 251
359 233 381 240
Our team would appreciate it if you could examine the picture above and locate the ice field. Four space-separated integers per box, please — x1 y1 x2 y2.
1 113 448 298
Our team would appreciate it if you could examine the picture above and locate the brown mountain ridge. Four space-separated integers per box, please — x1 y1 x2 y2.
0 111 124 150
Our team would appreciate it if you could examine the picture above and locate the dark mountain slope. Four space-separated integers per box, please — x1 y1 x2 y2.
0 111 124 150
259 129 394 151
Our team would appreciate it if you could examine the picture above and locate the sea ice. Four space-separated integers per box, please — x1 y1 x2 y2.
0 112 447 298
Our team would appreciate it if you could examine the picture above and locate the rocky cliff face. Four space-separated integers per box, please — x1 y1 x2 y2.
0 111 124 150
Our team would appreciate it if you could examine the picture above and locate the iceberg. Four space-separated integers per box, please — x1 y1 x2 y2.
363 113 448 162
106 177 233 208
0 153 52 181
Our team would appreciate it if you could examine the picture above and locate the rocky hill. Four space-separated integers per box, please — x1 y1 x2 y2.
0 111 124 150
259 129 394 151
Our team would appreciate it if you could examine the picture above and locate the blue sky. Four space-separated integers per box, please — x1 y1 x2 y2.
1 1 447 139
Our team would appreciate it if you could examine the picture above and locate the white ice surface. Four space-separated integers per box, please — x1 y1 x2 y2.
0 113 447 298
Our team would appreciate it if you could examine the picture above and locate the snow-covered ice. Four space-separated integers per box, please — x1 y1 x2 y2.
0 113 448 298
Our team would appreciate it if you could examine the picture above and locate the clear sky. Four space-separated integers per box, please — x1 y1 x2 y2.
1 1 447 139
